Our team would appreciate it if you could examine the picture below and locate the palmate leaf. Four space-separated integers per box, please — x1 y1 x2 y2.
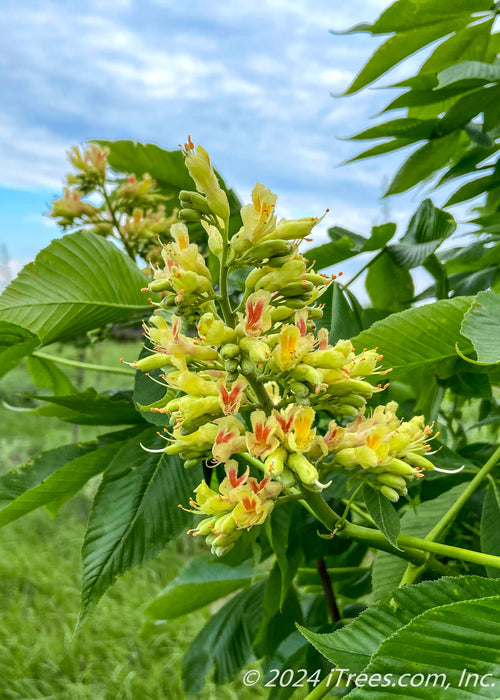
385 130 462 196
145 555 255 620
365 0 492 35
461 290 500 364
79 428 203 625
347 596 500 699
365 250 414 312
182 579 266 694
437 59 500 89
342 18 469 95
0 439 120 526
387 199 456 269
298 575 500 675
351 296 473 413
0 321 39 380
28 388 145 425
0 232 152 344
26 355 76 396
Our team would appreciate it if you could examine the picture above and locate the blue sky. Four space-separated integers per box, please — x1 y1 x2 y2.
0 0 459 287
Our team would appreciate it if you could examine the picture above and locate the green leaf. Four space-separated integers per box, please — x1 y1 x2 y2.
362 223 397 251
26 355 76 395
95 139 242 236
79 429 203 625
418 17 496 75
423 254 449 299
351 297 473 412
372 483 468 600
0 232 152 345
365 250 414 311
182 580 266 694
0 441 115 527
298 575 500 674
304 237 357 269
363 486 401 549
387 199 456 268
385 131 462 196
324 283 363 344
369 1 492 35
265 506 297 608
145 555 254 620
350 118 440 141
0 321 39 380
440 85 500 132
347 596 500 699
461 290 500 363
438 59 500 89
481 481 500 577
343 18 468 95
28 388 144 425
344 138 415 164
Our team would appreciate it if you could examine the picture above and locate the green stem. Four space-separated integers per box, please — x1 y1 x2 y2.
398 444 500 588
218 218 235 327
304 670 344 700
342 249 384 289
101 188 136 261
32 351 135 376
426 444 500 543
242 371 275 414
303 491 500 571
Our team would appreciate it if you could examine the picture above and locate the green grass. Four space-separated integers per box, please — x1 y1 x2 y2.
0 341 266 699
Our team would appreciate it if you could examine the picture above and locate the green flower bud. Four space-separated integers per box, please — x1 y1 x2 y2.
376 473 408 492
287 453 319 485
279 281 314 297
220 343 240 360
277 468 296 489
240 358 256 375
224 358 239 373
264 255 297 268
289 380 310 398
196 516 218 536
184 458 202 469
226 370 240 383
335 404 360 418
178 208 202 221
401 453 435 471
248 239 295 262
149 277 174 293
379 485 400 503
384 458 416 478
264 447 288 477
179 190 212 214
135 353 171 371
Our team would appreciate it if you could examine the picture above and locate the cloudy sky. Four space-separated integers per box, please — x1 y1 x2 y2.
0 0 453 285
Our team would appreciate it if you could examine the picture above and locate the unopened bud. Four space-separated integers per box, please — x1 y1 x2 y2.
135 353 171 371
220 343 240 360
178 208 202 221
287 452 319 485
379 485 400 503
179 190 212 214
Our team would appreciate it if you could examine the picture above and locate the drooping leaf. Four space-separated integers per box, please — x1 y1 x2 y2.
343 138 415 164
28 388 144 425
387 199 456 268
351 296 473 412
324 282 363 344
145 556 255 620
347 596 500 699
0 232 152 344
437 59 500 90
372 483 468 600
182 580 266 694
298 575 500 674
304 237 358 270
0 322 39 380
365 250 414 311
350 117 440 141
79 429 203 624
362 223 397 251
385 131 462 196
0 441 116 527
363 486 401 549
26 355 76 395
481 481 500 577
445 173 500 206
368 1 492 35
343 18 468 95
461 290 500 364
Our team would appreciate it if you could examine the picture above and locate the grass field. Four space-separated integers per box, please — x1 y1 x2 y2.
0 340 266 699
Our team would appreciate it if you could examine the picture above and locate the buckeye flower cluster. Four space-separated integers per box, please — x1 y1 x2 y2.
129 138 436 556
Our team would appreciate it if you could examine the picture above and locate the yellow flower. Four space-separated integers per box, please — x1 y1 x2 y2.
287 406 316 453
246 410 280 459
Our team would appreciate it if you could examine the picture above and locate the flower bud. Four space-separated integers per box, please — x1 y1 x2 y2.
178 208 202 221
379 485 400 503
264 447 288 477
135 353 171 371
220 343 240 360
376 473 408 491
179 190 213 215
287 452 319 485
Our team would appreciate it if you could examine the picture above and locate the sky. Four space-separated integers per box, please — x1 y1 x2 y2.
0 0 464 289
